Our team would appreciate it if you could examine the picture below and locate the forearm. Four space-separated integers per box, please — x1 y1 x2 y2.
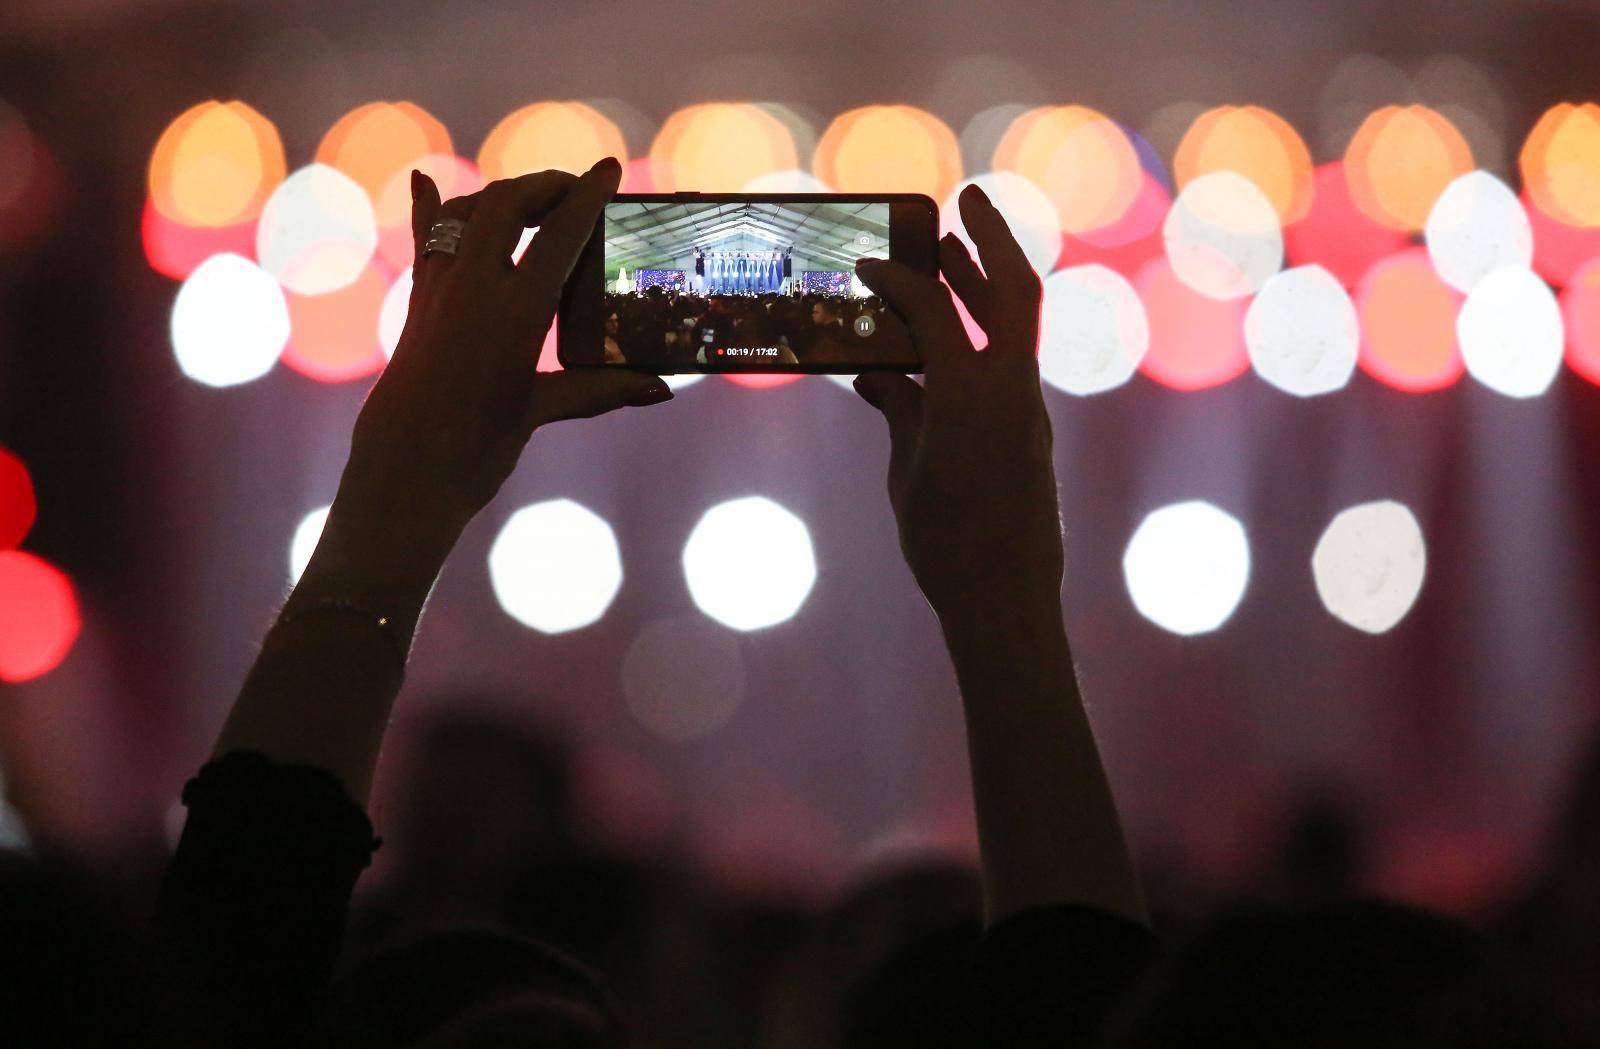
939 593 1145 927
211 497 459 805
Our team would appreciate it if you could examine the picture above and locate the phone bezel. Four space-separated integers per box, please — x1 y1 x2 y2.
557 192 939 373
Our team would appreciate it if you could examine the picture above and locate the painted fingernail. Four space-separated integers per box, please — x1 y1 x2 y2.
594 156 622 173
628 383 673 406
852 375 881 407
411 169 422 200
961 182 990 204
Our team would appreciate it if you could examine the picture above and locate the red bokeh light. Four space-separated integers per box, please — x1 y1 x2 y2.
1356 248 1464 393
1055 171 1169 279
0 550 80 683
1563 257 1600 387
722 372 804 389
141 196 255 280
282 264 391 382
1285 162 1410 288
1525 189 1600 289
0 446 36 550
1135 257 1250 391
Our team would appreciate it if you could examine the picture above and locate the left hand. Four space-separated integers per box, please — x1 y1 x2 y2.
336 158 671 548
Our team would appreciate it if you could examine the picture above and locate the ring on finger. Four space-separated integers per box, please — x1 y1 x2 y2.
423 218 467 257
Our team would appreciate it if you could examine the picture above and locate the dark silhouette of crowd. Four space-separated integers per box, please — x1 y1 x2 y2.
6 163 1600 1049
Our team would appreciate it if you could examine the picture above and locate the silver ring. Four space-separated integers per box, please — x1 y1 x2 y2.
423 218 466 257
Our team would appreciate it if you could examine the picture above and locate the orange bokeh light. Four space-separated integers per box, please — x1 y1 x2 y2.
316 102 451 204
993 105 1141 234
813 105 962 203
374 154 485 270
282 264 391 382
149 101 286 228
1344 105 1473 232
0 550 80 683
649 103 797 192
1521 102 1600 229
1135 258 1250 391
1355 248 1464 392
1174 105 1314 224
478 101 628 181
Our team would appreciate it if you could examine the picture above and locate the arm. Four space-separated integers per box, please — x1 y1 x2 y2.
853 185 1145 928
158 159 671 1041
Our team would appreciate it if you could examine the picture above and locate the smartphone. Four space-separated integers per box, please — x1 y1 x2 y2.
558 193 938 373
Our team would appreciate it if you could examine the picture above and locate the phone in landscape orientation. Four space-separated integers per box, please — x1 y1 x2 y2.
557 193 938 373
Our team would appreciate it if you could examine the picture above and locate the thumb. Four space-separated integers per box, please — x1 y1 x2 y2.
409 170 442 263
854 372 924 490
526 369 674 429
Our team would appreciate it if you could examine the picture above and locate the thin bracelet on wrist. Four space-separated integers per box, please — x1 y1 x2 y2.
274 598 409 671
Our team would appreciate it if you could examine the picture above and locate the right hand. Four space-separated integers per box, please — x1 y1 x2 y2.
853 185 1060 627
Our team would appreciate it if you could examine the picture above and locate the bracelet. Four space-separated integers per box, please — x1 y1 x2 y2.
274 598 409 671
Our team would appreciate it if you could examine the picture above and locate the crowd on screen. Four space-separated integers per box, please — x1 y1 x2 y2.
602 287 890 368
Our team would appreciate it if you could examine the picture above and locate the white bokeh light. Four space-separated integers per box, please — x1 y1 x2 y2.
1424 170 1532 294
1244 264 1359 396
943 171 1062 275
743 169 833 193
489 500 623 634
663 373 706 390
256 164 378 295
622 614 748 740
1122 501 1251 635
289 504 330 584
1457 266 1564 398
682 496 817 631
1163 171 1283 300
378 267 411 359
171 253 291 387
1038 264 1149 395
1312 500 1427 634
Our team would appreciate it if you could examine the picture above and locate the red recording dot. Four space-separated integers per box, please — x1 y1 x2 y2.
717 347 725 355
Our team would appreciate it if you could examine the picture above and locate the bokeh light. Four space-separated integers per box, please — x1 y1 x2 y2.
720 373 804 390
141 195 255 280
1244 264 1359 397
256 164 378 295
1344 105 1473 232
1284 162 1409 288
648 102 796 192
682 496 816 631
1135 257 1250 391
316 102 451 203
478 101 629 180
622 614 747 741
942 171 1061 275
170 253 291 387
1312 500 1426 633
1424 171 1532 294
282 263 390 382
1055 171 1170 278
377 267 411 359
1174 105 1313 224
0 446 37 551
148 100 285 228
488 500 623 634
1521 102 1600 228
289 505 329 584
1355 248 1464 393
0 550 80 682
1163 171 1283 300
992 105 1141 234
742 169 832 193
375 154 484 271
1038 264 1148 395
1525 187 1600 288
1563 257 1600 387
1122 500 1250 636
1456 266 1564 398
813 105 962 202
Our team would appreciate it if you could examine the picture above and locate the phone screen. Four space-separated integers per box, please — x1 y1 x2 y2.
592 199 919 372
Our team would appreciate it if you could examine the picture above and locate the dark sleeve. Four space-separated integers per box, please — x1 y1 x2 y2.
976 905 1158 1048
154 750 379 1048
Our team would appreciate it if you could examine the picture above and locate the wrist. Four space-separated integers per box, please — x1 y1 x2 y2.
287 496 460 619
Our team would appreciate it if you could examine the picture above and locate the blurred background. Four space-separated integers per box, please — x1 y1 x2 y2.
4 0 1600 1020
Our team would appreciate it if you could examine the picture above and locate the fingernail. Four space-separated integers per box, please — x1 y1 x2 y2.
594 156 622 173
852 375 881 407
855 256 884 270
961 182 990 204
942 232 969 255
628 383 673 406
410 169 422 200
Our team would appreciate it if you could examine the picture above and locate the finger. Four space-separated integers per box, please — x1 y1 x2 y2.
409 170 441 264
458 169 579 270
415 190 479 286
957 183 1043 354
515 158 623 310
854 372 924 499
938 232 995 335
525 368 673 429
853 257 971 373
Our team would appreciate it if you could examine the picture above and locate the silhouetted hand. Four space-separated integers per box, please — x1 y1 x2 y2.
854 185 1058 626
340 160 671 545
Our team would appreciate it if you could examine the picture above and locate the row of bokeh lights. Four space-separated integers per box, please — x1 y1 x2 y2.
145 98 1600 396
0 447 81 683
